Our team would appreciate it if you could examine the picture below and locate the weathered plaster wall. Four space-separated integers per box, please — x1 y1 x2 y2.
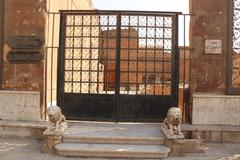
47 0 94 12
45 0 94 105
191 0 228 93
1 0 46 117
0 1 3 85
0 0 95 119
190 0 240 126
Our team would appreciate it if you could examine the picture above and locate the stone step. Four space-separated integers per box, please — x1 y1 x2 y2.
63 122 164 145
63 134 164 145
55 143 171 159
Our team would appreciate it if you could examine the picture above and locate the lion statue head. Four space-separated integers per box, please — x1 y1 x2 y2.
44 105 68 135
47 105 62 123
167 107 182 124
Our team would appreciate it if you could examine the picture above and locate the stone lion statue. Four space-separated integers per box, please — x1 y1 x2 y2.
46 105 67 133
163 107 183 136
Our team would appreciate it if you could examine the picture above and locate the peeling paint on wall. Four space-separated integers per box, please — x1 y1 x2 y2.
2 0 46 118
191 0 228 93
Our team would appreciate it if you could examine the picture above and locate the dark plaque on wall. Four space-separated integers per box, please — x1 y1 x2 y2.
7 36 44 49
7 35 44 63
7 50 44 63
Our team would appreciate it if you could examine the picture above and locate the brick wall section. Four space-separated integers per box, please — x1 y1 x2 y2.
100 29 190 94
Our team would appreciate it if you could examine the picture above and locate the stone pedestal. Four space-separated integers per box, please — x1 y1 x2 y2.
161 126 185 156
165 138 204 156
165 138 184 156
161 126 204 156
0 91 41 121
42 131 62 153
42 105 68 153
192 94 240 125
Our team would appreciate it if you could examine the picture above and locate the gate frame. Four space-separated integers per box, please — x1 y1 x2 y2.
57 10 181 122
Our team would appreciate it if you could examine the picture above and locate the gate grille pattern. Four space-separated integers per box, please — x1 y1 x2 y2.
62 11 175 96
57 10 180 122
64 14 112 94
231 0 240 88
227 0 240 93
119 15 173 95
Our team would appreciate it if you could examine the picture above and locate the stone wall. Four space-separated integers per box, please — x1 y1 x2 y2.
0 91 41 121
192 94 240 126
190 0 240 125
0 0 95 121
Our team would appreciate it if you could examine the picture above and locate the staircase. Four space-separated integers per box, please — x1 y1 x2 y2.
55 122 171 159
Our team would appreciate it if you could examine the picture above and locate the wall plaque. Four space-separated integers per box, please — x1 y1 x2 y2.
205 39 222 54
7 36 44 49
7 35 44 63
7 50 44 63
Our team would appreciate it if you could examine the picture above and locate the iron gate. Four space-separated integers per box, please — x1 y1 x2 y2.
57 10 180 122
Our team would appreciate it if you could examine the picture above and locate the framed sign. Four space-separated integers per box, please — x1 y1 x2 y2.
205 39 222 54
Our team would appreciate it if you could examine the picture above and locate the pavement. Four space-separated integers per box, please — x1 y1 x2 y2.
0 138 240 160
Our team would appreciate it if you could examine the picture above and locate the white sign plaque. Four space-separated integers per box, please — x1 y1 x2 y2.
205 39 222 54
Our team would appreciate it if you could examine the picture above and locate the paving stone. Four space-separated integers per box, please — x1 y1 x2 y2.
1 138 240 160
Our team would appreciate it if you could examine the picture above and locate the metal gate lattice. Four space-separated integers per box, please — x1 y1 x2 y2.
58 10 179 122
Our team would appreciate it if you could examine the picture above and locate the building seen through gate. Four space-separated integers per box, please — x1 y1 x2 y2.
100 28 172 95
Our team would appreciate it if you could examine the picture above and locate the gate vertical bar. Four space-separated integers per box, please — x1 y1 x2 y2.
115 13 121 122
182 14 186 121
135 16 139 95
80 15 84 93
71 15 75 93
50 13 56 105
172 14 180 106
57 12 67 109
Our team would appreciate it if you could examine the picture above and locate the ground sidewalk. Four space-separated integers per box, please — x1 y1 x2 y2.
0 138 240 160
